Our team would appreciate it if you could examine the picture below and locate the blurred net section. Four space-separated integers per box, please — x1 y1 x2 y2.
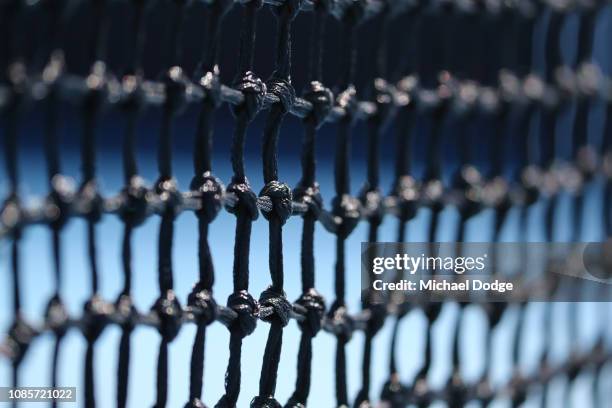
1 0 611 407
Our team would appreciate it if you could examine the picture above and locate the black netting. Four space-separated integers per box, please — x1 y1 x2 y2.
1 0 611 407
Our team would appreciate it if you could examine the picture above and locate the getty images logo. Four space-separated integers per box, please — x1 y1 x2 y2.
371 253 488 275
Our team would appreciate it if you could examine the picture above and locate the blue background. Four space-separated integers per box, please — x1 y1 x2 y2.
1 3 612 407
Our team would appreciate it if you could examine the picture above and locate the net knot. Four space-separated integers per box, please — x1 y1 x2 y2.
188 288 218 326
119 175 149 226
1 195 22 237
335 85 358 118
82 294 111 342
4 61 28 107
283 399 306 408
392 175 419 222
508 375 527 407
293 181 323 215
197 66 224 108
327 301 355 341
83 61 111 112
371 78 395 123
259 287 292 327
155 177 182 216
115 293 137 329
161 65 190 114
303 80 333 128
359 187 384 225
215 395 237 408
4 316 36 365
190 172 224 223
519 165 542 206
445 370 467 408
421 179 445 213
411 375 432 408
185 397 208 408
331 194 361 238
152 289 183 342
335 0 365 25
79 180 104 223
120 74 146 114
227 290 258 338
295 288 326 336
270 0 302 21
226 179 260 221
250 396 282 408
47 174 76 230
311 0 333 12
475 377 493 405
232 71 266 122
482 176 511 211
362 297 386 336
259 181 293 224
45 296 69 336
380 376 409 407
451 165 483 219
267 77 296 113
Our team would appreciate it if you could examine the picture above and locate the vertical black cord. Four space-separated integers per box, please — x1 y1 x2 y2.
116 318 131 408
156 338 170 408
512 3 540 195
154 207 178 408
510 300 527 407
193 103 214 177
217 1 263 407
385 206 410 400
333 237 346 307
79 1 111 406
540 10 565 241
186 1 231 406
507 8 540 407
570 8 596 160
563 9 598 406
152 2 189 407
158 106 174 182
236 1 260 85
604 102 612 238
9 232 22 408
411 7 453 407
333 171 349 408
193 0 232 176
286 2 331 406
125 0 147 77
538 9 566 407
438 5 475 402
252 2 301 405
38 1 69 403
381 11 422 399
188 323 206 404
472 8 513 406
334 117 352 198
3 103 21 369
4 106 19 195
329 2 364 406
355 6 391 406
115 2 150 406
122 114 139 186
300 198 316 293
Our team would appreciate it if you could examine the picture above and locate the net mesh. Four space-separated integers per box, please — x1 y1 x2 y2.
1 0 611 407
